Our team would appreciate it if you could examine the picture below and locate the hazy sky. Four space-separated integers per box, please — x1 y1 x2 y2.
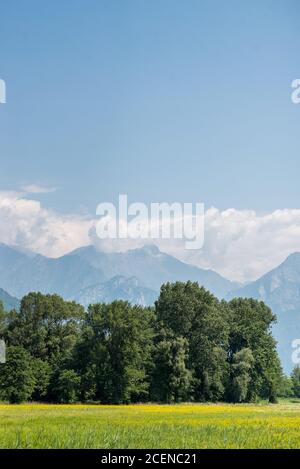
1 0 300 281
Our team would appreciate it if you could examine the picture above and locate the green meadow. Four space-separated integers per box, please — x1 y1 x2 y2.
1 401 300 449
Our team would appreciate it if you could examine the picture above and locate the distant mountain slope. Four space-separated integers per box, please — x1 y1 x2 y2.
227 252 300 372
74 275 158 308
0 243 237 303
0 243 105 299
0 287 20 311
69 244 238 298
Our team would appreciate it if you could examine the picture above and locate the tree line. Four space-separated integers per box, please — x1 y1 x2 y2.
0 281 298 404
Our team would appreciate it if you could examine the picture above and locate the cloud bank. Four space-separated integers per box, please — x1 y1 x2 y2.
1 191 300 282
0 191 92 257
185 207 300 282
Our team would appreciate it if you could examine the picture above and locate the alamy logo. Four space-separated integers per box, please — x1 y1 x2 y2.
0 79 6 104
0 340 6 364
291 79 300 104
291 339 300 364
96 194 205 250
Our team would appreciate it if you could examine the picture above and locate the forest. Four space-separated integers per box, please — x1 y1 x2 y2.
0 281 299 404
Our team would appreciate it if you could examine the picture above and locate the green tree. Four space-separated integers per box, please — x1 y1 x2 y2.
0 301 6 337
80 364 97 402
230 348 254 402
53 369 81 403
6 293 84 364
0 285 284 405
151 334 192 402
155 282 229 401
227 298 281 402
278 374 293 398
5 293 84 400
75 301 154 404
31 358 51 401
0 346 35 403
291 366 300 398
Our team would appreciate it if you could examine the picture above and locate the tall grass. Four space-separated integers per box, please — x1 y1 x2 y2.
0 402 300 448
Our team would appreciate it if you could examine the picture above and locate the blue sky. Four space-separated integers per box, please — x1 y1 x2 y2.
1 0 299 213
1 1 300 280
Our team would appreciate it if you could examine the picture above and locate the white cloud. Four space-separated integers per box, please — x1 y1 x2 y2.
182 207 300 282
21 184 57 194
90 206 300 283
0 191 92 257
1 190 300 282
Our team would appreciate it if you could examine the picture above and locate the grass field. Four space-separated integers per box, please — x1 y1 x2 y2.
1 402 300 449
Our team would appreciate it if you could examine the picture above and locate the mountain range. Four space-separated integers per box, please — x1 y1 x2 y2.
0 242 300 372
74 275 158 308
0 243 238 302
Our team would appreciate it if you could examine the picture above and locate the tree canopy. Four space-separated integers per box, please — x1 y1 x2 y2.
0 284 286 404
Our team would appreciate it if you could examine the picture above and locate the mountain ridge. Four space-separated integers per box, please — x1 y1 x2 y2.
69 244 238 297
74 275 158 308
0 242 237 303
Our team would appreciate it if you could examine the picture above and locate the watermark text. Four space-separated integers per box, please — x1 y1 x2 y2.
291 79 300 104
96 195 205 250
0 79 6 104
